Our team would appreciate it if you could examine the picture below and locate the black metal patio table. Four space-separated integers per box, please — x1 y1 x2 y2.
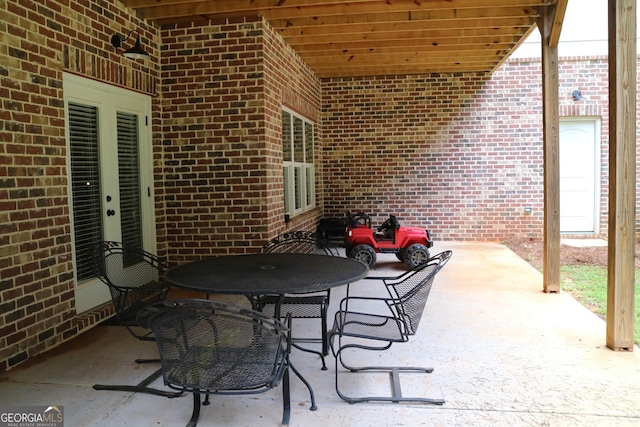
164 252 368 297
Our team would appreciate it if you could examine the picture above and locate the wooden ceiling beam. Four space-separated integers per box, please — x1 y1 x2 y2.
548 0 569 46
134 0 547 22
125 0 370 12
285 32 520 47
301 51 503 67
133 0 371 20
268 6 538 29
294 41 512 55
262 0 546 21
126 0 547 9
292 38 513 55
311 61 498 73
285 24 524 50
276 18 531 40
313 62 495 78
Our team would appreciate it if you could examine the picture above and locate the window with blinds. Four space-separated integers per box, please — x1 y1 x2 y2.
117 112 143 256
68 102 102 281
282 109 315 217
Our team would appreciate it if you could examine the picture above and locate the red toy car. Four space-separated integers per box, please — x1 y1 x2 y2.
344 213 433 269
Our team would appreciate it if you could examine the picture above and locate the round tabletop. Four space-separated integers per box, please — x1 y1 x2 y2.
165 253 369 295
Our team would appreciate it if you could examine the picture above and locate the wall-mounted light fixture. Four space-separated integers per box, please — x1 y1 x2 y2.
571 90 587 101
110 30 149 60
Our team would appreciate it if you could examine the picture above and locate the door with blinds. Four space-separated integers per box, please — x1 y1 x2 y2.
63 73 156 313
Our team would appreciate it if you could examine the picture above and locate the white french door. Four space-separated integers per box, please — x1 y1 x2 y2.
559 119 600 233
63 73 156 313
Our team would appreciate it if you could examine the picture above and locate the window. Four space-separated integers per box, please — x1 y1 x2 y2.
116 111 143 251
68 102 102 281
282 109 315 216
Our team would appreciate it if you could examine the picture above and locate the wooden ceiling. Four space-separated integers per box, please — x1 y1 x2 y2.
124 0 565 78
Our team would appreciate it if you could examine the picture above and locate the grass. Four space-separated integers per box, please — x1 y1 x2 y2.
561 265 640 345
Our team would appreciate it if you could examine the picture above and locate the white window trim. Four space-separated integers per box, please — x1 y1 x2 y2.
282 107 315 217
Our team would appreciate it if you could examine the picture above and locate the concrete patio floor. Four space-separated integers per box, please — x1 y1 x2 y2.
2 241 640 426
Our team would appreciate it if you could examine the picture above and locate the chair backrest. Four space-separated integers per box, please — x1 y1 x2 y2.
262 230 339 256
89 240 168 318
146 299 290 393
385 250 452 336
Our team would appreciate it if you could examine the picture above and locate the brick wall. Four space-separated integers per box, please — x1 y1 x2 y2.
263 20 324 236
557 57 611 236
321 57 627 241
160 18 322 264
0 0 158 372
321 65 545 241
0 1 322 372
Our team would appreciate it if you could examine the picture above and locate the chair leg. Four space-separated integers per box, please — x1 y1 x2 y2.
186 391 201 427
321 309 329 356
93 367 183 398
134 358 160 363
283 304 328 370
334 344 445 405
127 326 156 341
291 301 330 366
288 361 318 411
281 369 291 426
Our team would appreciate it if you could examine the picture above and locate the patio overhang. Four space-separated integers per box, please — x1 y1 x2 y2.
120 0 635 349
124 0 566 78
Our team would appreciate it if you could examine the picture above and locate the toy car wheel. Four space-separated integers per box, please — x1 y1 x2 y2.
405 243 430 269
349 244 377 269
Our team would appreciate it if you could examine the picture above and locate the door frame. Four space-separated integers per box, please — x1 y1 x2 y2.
559 117 601 235
63 73 156 313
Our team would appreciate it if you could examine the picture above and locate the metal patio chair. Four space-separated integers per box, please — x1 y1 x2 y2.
249 231 340 369
330 250 452 404
89 240 180 397
90 240 170 340
145 299 316 427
